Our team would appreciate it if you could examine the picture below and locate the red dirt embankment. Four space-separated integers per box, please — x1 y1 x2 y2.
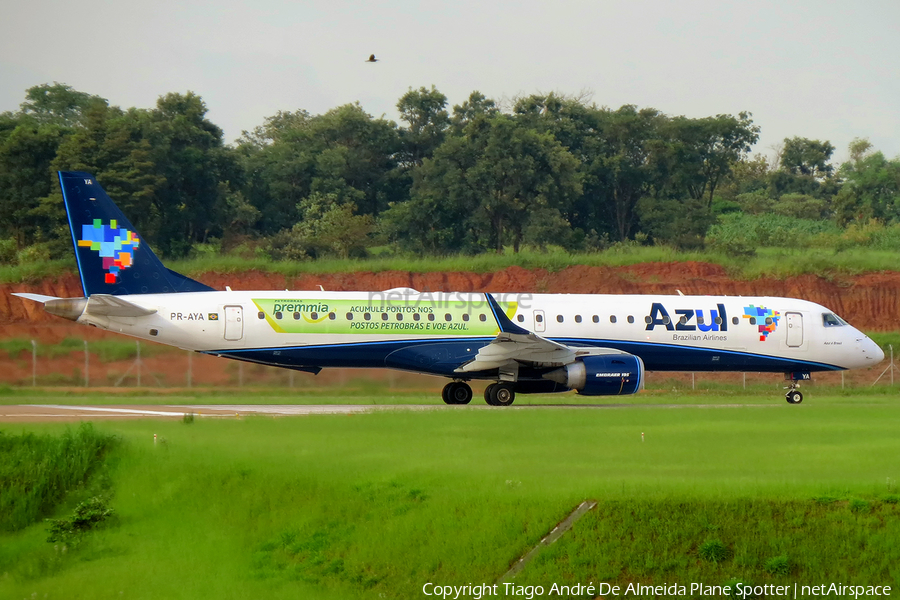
2 262 899 340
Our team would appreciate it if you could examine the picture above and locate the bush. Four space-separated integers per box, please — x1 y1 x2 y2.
46 496 115 543
699 539 730 563
764 554 792 576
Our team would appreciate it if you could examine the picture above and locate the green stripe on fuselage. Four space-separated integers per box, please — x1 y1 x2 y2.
251 298 518 336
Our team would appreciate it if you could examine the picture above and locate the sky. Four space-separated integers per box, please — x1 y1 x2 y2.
1 0 898 163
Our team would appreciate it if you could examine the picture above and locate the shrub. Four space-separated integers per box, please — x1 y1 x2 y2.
46 496 115 543
699 539 730 563
764 554 792 576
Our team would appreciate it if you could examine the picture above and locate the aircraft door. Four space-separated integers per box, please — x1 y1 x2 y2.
224 306 244 341
786 312 803 347
534 310 546 333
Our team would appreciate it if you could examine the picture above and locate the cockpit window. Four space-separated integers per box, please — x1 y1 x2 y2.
822 313 846 327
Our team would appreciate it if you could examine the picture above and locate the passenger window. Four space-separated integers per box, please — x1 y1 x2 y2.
732 317 739 325
765 317 772 325
413 313 420 321
557 315 564 323
608 315 615 324
310 312 318 320
627 316 635 324
346 312 353 320
517 314 525 322
697 316 704 325
396 313 403 321
644 316 652 324
463 313 470 322
679 316 687 325
479 314 487 322
715 317 722 325
365 313 372 321
428 313 435 322
536 314 544 323
381 313 389 321
258 311 265 320
594 315 601 323
575 315 582 323
749 317 756 325
293 312 301 320
662 316 670 325
328 313 336 320
275 311 283 320
445 313 452 321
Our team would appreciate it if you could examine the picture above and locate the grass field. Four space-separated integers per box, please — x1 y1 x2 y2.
7 245 900 284
1 394 899 599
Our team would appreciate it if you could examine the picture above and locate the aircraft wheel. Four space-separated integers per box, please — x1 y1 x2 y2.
490 382 516 407
441 383 452 404
786 390 803 404
446 382 473 405
484 383 497 405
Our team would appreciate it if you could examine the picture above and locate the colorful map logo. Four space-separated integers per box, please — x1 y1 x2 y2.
78 219 140 284
743 305 780 341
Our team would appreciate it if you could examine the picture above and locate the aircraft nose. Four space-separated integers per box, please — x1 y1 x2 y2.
862 337 885 364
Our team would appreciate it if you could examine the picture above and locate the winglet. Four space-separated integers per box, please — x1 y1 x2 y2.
485 293 531 335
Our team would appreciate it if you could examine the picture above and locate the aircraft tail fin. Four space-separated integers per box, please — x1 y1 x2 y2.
58 171 213 296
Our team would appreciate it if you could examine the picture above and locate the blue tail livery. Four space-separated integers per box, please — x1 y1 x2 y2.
59 171 213 296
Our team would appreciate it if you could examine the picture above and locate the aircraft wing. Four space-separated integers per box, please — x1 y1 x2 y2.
454 294 629 373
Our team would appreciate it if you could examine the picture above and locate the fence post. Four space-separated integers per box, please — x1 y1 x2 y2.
187 350 193 388
84 340 89 387
136 341 141 387
31 340 36 386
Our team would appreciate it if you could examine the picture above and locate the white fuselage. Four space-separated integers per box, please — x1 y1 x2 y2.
73 290 883 376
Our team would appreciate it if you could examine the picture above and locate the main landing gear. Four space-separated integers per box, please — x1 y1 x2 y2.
441 381 473 405
440 380 517 406
484 382 516 406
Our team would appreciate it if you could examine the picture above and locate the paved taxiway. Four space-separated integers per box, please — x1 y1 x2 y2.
0 402 775 422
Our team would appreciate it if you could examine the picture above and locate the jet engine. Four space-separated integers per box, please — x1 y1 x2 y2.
543 354 644 395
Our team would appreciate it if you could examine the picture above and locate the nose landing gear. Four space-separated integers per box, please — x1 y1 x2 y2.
785 384 803 404
783 372 810 404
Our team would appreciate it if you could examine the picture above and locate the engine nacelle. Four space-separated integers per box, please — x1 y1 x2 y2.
544 354 644 396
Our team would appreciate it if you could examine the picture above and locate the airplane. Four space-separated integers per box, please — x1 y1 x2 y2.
13 172 885 406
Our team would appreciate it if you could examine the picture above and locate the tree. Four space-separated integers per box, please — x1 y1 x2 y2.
396 86 450 167
19 83 105 128
399 113 581 253
834 139 900 224
780 137 835 179
147 92 234 256
237 103 402 236
662 112 760 209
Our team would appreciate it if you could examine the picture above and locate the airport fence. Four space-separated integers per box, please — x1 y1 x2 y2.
1 338 898 394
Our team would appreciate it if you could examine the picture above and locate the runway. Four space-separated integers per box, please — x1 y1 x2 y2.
0 402 776 421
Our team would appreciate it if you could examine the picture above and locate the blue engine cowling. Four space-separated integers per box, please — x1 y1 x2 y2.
544 354 644 395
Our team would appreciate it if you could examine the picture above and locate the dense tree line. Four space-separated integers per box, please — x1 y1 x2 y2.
1 83 899 264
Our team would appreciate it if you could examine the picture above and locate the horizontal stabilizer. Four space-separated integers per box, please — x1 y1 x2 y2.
11 293 60 303
85 294 157 317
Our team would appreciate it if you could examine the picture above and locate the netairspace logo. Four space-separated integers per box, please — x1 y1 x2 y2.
421 581 893 599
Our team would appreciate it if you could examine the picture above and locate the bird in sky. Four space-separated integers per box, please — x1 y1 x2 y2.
365 54 378 62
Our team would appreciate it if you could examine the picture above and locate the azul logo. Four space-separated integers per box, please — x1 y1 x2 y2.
743 305 780 341
78 219 140 284
645 302 728 332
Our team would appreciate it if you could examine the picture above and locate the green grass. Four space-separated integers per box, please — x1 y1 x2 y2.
1 400 899 599
6 244 900 284
0 423 117 531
